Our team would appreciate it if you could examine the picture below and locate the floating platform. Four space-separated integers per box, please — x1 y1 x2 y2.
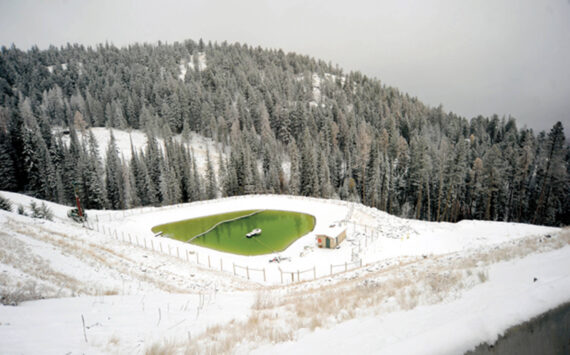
246 228 262 238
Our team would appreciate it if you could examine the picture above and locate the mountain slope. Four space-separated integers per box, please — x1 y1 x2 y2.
0 40 568 225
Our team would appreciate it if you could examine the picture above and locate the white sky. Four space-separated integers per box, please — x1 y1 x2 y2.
1 0 569 132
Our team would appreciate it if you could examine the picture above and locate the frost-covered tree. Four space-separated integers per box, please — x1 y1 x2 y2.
205 149 218 199
105 132 125 209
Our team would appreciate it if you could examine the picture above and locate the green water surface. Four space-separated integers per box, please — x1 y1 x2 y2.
151 210 315 255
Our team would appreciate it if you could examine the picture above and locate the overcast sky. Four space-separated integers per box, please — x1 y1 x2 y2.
1 0 569 132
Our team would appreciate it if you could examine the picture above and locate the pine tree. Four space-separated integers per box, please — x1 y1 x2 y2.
533 122 567 225
81 131 107 209
105 131 125 209
21 126 49 197
288 140 300 195
408 136 429 219
144 131 163 203
0 130 17 191
482 144 504 221
205 149 218 199
364 140 381 208
300 130 319 196
190 150 204 200
131 147 157 206
318 149 332 198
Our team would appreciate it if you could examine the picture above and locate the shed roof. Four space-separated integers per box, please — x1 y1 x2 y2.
315 224 346 237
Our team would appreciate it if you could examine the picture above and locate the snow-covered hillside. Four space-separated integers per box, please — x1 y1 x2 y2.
0 191 568 354
57 127 225 174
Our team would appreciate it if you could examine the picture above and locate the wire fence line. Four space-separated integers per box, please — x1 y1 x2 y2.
330 259 363 275
233 264 266 282
85 194 385 284
279 266 317 284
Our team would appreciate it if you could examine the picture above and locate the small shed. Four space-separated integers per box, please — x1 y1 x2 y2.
316 226 347 249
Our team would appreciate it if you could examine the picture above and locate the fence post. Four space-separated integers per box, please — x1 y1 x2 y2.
186 250 189 261
330 264 333 276
168 245 171 256
196 253 199 264
345 262 347 272
151 240 154 251
177 247 180 258
297 270 300 282
233 263 236 276
220 259 223 271
360 259 363 267
279 268 283 284
144 238 147 249
128 234 132 244
159 242 163 253
208 255 211 269
263 268 266 282
246 266 250 280
313 266 316 280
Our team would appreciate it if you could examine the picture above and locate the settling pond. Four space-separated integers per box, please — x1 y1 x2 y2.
151 210 315 256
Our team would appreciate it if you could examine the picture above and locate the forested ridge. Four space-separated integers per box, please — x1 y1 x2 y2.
0 39 568 226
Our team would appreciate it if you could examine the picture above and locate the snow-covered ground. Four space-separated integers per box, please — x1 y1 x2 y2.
254 245 570 355
0 191 567 354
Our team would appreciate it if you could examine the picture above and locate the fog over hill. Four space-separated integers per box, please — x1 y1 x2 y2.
1 0 569 132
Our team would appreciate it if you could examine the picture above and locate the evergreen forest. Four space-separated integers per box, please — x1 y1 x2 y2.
0 39 568 226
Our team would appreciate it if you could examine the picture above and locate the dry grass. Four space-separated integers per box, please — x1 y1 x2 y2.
0 280 43 306
108 334 120 346
252 291 276 310
145 339 179 355
4 218 196 295
477 270 489 283
0 229 88 299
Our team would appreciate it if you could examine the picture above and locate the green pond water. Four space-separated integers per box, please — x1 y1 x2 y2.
151 210 316 256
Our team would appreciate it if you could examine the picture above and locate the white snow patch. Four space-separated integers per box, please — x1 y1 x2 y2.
188 52 207 72
0 292 253 354
179 63 187 80
56 127 225 175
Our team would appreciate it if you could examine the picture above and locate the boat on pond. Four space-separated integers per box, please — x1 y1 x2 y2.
246 228 262 238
